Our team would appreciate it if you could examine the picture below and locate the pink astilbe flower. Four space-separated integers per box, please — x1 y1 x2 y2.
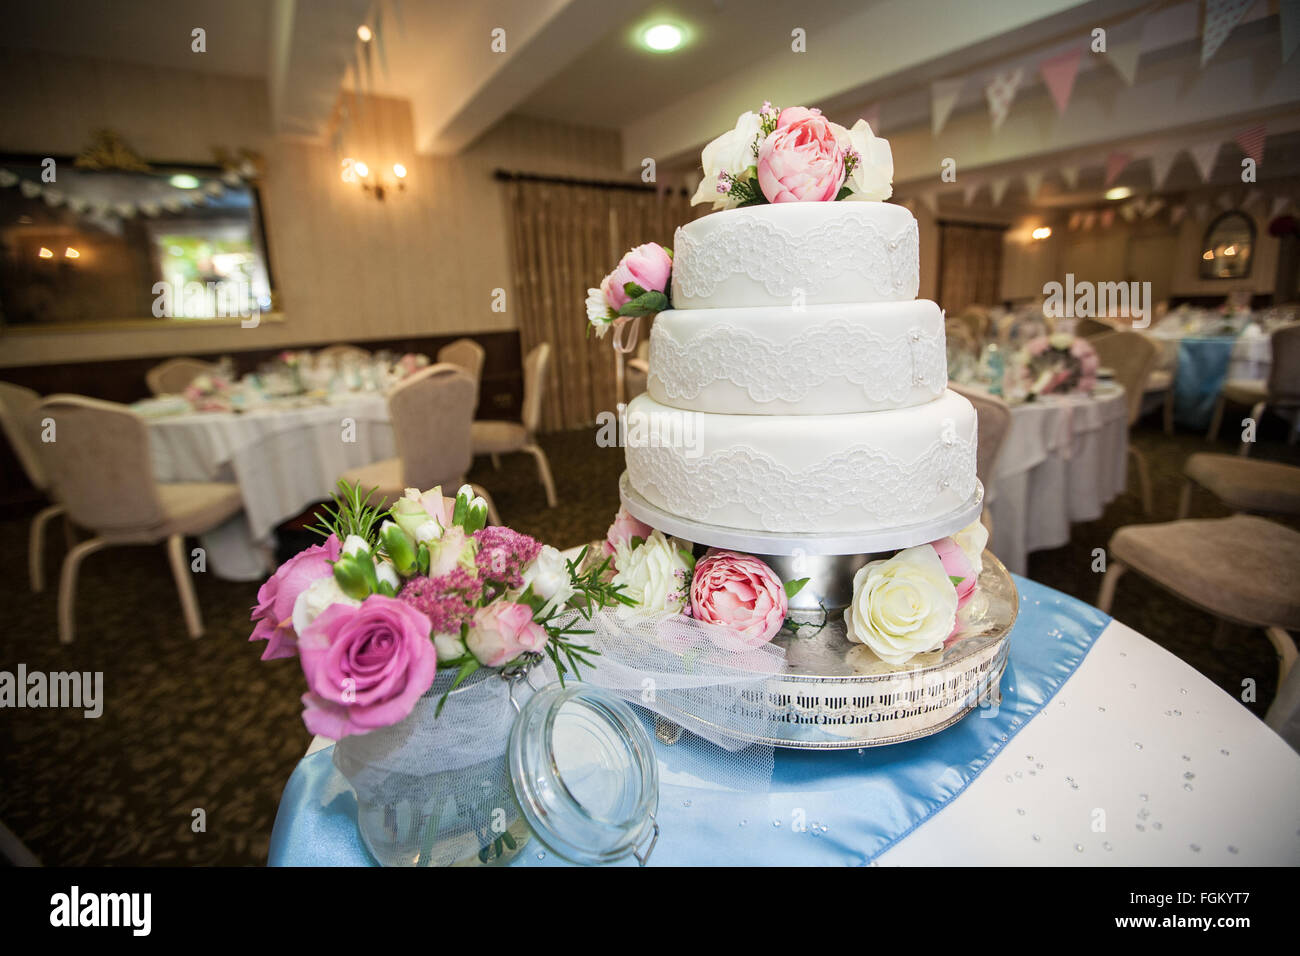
398 566 484 637
472 526 542 588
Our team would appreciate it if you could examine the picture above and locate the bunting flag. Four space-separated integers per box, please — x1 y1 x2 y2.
1023 170 1044 201
984 68 1023 130
1234 125 1266 165
1068 211 1083 230
963 182 981 205
1201 0 1255 66
1082 211 1097 230
1040 47 1082 115
1171 204 1188 225
1120 203 1138 222
1284 0 1300 62
1104 151 1131 187
1100 208 1115 228
1188 140 1221 182
1106 15 1145 86
917 191 939 216
990 178 1011 205
1148 151 1178 190
1060 165 1080 190
1272 195 1294 217
931 77 964 136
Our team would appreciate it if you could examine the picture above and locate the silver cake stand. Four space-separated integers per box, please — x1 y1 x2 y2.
616 471 1018 749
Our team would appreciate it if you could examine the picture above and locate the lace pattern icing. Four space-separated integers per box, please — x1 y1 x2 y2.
626 427 977 532
672 214 919 302
648 319 946 407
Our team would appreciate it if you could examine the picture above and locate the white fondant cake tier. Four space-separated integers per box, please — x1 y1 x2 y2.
647 300 946 415
623 390 978 534
670 201 919 310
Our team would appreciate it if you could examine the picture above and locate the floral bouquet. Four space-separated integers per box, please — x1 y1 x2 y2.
1011 333 1099 400
392 352 430 379
182 372 234 412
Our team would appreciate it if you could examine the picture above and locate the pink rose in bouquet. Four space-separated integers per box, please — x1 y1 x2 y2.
690 550 789 648
249 534 342 660
757 110 846 204
298 594 439 737
466 601 549 667
603 505 654 561
600 243 673 312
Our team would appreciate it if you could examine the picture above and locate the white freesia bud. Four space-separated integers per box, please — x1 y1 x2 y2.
342 534 371 557
375 559 401 592
433 633 468 662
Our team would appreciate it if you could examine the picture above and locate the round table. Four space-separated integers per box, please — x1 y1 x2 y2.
146 393 394 580
979 384 1129 576
267 575 1300 866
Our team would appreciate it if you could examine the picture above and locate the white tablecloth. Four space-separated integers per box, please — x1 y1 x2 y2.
878 618 1300 865
148 394 395 580
985 385 1129 575
1148 328 1273 382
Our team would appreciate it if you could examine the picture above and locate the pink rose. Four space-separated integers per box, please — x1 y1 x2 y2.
931 537 977 609
757 113 845 204
466 601 548 667
249 534 342 660
775 105 821 128
600 243 673 311
298 594 438 738
690 550 788 648
603 505 654 559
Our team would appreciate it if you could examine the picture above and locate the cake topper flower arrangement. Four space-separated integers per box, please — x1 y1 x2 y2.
692 101 894 210
586 241 673 342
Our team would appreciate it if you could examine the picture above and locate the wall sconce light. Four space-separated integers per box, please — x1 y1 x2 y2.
1031 226 1052 240
341 157 408 201
38 246 54 259
65 247 81 259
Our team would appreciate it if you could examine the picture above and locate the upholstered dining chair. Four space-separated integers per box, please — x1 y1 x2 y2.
36 395 243 644
436 338 486 411
949 384 1012 535
317 343 373 364
1206 323 1300 453
1098 515 1300 726
0 382 65 592
145 357 221 396
1178 454 1300 519
1088 330 1158 516
1074 317 1119 338
471 343 557 509
339 364 500 523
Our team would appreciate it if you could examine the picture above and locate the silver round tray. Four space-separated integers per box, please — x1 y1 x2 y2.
656 552 1018 749
619 471 984 556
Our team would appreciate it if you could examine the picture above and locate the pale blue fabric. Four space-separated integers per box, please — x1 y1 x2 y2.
268 575 1107 867
1173 337 1236 431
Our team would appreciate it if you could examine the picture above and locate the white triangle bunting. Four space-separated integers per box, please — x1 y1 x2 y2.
931 77 964 136
984 68 1023 131
1148 151 1178 190
1188 141 1221 182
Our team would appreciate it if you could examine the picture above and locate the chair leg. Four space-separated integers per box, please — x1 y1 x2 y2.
1097 559 1127 614
1239 401 1267 457
1177 479 1194 519
28 504 64 593
470 483 502 526
1206 395 1226 442
1264 626 1297 690
57 537 108 645
523 442 558 508
166 534 204 639
1130 446 1153 517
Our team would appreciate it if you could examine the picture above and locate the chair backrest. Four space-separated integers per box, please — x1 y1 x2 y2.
317 343 372 364
36 395 166 532
146 357 220 396
949 384 1012 492
0 381 48 490
436 338 485 410
1268 323 1300 404
1075 317 1119 339
387 364 476 490
521 342 551 436
1089 330 1158 425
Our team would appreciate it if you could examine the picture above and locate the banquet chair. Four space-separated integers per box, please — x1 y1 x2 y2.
436 338 485 411
1178 454 1300 519
0 382 65 592
317 343 372 365
471 343 557 509
1205 323 1300 453
1075 317 1119 338
145 357 221 396
339 364 500 524
35 395 243 644
1097 515 1299 699
949 384 1011 535
1088 330 1158 516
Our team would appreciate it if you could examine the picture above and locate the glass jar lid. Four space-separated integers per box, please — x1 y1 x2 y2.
508 682 659 866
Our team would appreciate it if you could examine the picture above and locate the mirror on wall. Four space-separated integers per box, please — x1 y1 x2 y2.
1198 210 1255 280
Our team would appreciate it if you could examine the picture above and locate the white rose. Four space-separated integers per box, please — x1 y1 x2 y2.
433 633 468 662
691 110 763 210
612 529 692 617
843 546 957 666
291 575 362 636
520 544 576 615
586 287 614 337
830 119 893 201
951 519 989 576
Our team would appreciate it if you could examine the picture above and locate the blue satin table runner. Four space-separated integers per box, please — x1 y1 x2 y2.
268 575 1108 866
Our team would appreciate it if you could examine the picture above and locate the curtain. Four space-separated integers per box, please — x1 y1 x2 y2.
937 221 1006 313
502 178 698 431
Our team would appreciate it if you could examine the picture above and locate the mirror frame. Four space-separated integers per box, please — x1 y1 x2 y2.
1197 209 1256 281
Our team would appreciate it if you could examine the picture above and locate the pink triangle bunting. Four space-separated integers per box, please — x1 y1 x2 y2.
1105 151 1131 187
1040 47 1083 115
1234 125 1266 165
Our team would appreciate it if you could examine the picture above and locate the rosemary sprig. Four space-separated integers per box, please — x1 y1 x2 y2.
308 479 389 546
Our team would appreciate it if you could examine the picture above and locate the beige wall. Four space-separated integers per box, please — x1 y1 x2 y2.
0 51 626 367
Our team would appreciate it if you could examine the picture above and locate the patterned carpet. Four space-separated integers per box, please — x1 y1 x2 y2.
0 415 1296 866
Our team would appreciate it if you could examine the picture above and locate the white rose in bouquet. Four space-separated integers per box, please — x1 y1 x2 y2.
519 544 576 616
291 575 362 636
830 119 893 201
612 529 693 617
691 110 763 210
844 546 958 666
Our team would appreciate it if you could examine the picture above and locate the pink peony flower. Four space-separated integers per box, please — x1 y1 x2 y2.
600 243 673 312
690 550 788 648
757 112 845 203
603 505 654 560
297 595 438 738
931 537 977 609
249 535 342 660
466 601 548 667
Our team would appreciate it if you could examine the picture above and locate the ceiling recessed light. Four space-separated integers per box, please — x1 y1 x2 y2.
169 174 200 189
357 25 373 43
642 23 684 52
1105 186 1132 201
